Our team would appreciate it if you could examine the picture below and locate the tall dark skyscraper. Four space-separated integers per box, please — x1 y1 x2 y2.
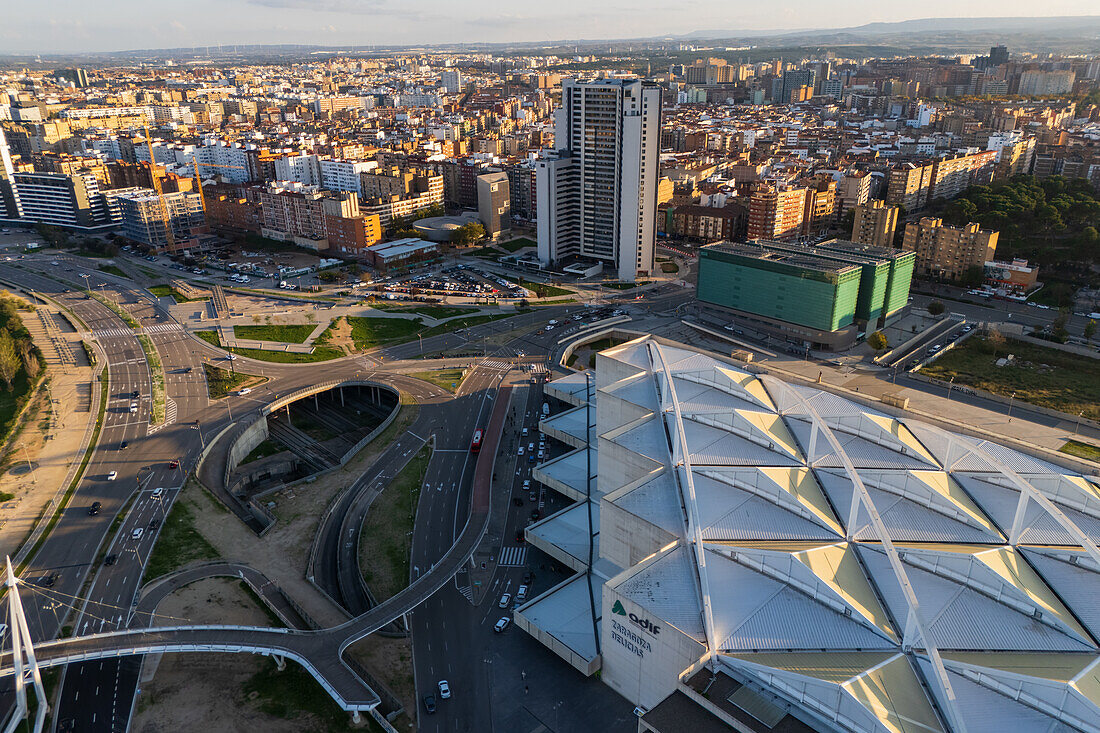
989 45 1009 66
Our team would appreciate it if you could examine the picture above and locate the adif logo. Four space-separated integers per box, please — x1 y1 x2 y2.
611 599 660 635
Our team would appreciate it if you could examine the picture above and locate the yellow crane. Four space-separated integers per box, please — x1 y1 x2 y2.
189 154 247 213
142 124 175 252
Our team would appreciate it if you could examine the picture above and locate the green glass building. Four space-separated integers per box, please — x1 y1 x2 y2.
696 239 915 350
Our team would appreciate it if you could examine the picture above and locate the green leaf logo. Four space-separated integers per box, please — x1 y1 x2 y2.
612 600 626 616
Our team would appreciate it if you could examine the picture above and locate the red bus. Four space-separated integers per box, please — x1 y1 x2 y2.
470 429 483 453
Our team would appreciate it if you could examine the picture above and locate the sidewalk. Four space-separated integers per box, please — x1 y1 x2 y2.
0 302 99 559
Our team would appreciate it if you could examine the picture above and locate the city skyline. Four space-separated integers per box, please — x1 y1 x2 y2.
4 2 1100 55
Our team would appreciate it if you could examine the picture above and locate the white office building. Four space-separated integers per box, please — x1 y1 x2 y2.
441 69 463 94
536 78 661 282
519 334 1100 733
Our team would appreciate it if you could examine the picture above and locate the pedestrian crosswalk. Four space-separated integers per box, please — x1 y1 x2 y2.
498 546 527 567
93 327 134 339
481 359 511 370
145 322 183 334
457 584 473 602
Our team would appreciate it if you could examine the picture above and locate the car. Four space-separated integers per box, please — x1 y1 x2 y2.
88 501 101 516
132 389 140 398
149 518 160 529
437 680 451 699
498 593 512 608
517 446 524 456
168 459 179 469
515 530 525 543
529 490 537 502
522 479 531 491
103 554 117 566
151 487 164 499
119 440 128 450
226 353 238 361
422 695 436 714
131 528 144 540
107 471 117 481
521 427 529 437
522 571 533 584
528 442 535 452
961 325 973 333
516 584 529 603
129 402 138 413
494 617 511 633
929 344 943 353
237 387 252 396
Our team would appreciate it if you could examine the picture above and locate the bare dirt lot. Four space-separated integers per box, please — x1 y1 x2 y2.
132 577 350 733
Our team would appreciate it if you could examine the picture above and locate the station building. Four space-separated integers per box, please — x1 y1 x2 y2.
696 240 914 351
518 335 1100 733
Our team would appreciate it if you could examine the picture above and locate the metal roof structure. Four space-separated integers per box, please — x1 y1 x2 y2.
582 336 1100 733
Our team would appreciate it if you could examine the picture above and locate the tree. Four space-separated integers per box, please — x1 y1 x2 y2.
1086 319 1097 342
959 266 985 288
1051 309 1071 343
927 300 946 317
0 332 20 391
451 222 486 247
988 327 1006 359
867 331 888 352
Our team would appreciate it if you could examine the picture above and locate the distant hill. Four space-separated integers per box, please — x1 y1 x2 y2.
680 15 1100 40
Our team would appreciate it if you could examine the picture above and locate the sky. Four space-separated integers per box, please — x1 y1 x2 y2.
2 0 1099 54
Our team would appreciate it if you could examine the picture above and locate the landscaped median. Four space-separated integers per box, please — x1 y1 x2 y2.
137 334 167 424
357 443 431 602
195 330 344 364
88 290 140 329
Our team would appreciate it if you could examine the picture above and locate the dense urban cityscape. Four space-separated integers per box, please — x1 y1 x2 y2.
0 10 1099 733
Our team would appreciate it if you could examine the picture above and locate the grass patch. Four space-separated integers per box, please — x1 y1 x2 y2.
470 247 502 259
241 438 284 464
142 494 220 583
499 237 535 252
203 363 253 399
243 658 378 730
149 284 208 303
923 336 1100 420
368 303 478 319
137 334 166 424
660 261 680 273
345 316 426 349
194 330 343 363
419 313 514 339
408 368 466 393
1060 440 1100 463
97 264 129 279
233 324 316 343
604 281 650 289
0 490 15 502
498 274 572 298
358 444 431 601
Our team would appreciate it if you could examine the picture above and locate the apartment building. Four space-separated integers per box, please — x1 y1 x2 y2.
851 199 899 248
115 189 206 253
319 158 376 196
7 171 113 230
257 182 361 249
837 171 872 217
536 78 661 281
746 183 807 241
885 161 934 212
476 171 510 238
360 166 444 226
670 203 748 242
801 176 836 237
901 217 998 280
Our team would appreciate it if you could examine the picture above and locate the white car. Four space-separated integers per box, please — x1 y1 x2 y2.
437 680 451 699
107 471 118 481
498 593 512 609
237 387 252 396
494 617 510 633
226 353 238 361
517 446 524 456
131 528 144 540
151 487 164 499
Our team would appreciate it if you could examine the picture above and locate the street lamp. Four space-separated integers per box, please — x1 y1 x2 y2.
1075 410 1085 436
191 421 205 450
946 376 955 402
1007 391 1016 422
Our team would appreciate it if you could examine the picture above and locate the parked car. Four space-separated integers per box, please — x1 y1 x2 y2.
494 617 511 633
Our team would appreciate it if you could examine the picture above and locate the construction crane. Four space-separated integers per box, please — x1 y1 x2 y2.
189 154 247 213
